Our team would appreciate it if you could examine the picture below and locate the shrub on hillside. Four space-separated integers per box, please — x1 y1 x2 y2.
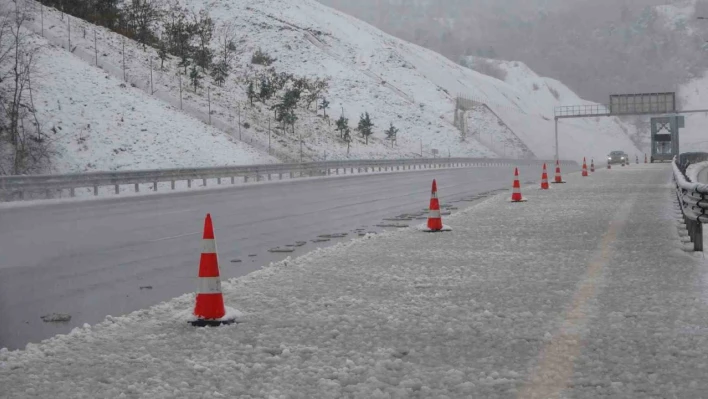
548 86 560 100
252 48 276 66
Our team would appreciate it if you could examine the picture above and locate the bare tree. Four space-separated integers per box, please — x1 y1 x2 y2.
0 1 50 175
123 0 160 49
216 20 237 67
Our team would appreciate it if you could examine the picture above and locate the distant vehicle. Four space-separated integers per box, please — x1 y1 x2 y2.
607 150 628 164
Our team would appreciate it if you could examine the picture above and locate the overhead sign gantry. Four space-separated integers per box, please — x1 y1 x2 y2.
552 92 705 162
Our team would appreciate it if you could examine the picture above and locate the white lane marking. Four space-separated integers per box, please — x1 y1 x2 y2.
148 231 200 243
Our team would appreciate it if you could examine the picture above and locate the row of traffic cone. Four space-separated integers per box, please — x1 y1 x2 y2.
190 161 566 324
426 160 569 233
192 156 607 325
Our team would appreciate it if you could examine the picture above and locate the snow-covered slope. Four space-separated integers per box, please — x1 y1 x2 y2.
677 72 708 153
31 35 275 173
462 57 642 161
28 0 641 164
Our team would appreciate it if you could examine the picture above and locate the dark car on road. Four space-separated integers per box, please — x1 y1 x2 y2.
607 151 628 165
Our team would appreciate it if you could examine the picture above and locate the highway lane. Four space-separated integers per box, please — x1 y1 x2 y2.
0 164 575 350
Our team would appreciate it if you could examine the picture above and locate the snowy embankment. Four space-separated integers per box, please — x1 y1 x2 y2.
678 71 708 154
2 165 707 398
26 0 640 164
30 33 276 174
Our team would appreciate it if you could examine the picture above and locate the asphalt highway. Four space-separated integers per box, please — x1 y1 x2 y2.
0 164 574 349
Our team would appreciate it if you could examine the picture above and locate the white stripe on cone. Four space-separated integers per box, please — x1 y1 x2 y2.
428 209 441 218
202 239 216 253
198 277 222 294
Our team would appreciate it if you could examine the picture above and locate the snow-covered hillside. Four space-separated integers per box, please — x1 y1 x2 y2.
461 57 642 161
30 35 275 173
26 0 641 165
677 72 708 153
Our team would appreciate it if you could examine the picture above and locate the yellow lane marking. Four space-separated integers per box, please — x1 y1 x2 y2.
518 199 633 399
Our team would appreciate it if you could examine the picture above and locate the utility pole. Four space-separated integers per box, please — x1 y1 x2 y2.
207 87 211 125
94 30 98 66
150 58 154 94
238 104 242 140
67 16 71 51
40 4 43 37
268 118 271 154
178 73 183 110
554 117 559 162
122 36 126 82
300 128 303 163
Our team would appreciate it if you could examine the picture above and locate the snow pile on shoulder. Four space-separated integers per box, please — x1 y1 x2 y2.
3 165 707 398
33 36 275 173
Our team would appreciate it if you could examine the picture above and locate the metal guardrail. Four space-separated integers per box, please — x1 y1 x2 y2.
672 153 708 251
0 157 576 202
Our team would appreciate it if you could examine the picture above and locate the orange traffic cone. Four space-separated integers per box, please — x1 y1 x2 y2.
192 213 234 327
590 159 595 173
552 160 565 184
581 157 588 177
540 163 549 190
423 180 446 232
511 168 526 202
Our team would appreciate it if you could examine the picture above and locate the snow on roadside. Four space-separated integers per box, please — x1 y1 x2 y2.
2 165 707 398
686 160 708 183
32 36 276 173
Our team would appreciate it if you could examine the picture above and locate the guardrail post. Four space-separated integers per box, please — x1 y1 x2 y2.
696 222 704 251
171 181 176 190
115 184 120 194
230 177 235 184
94 186 98 196
203 178 207 186
217 177 222 185
187 179 191 188
336 168 339 175
244 176 249 183
691 220 697 244
278 173 282 180
290 172 294 179
153 182 157 191
135 183 139 192
45 189 51 199
70 188 75 197
18 191 24 200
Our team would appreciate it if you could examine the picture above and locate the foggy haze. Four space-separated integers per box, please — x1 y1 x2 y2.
318 0 708 102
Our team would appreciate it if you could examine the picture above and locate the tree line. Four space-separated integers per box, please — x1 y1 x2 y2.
40 1 235 87
0 2 50 175
37 0 402 157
